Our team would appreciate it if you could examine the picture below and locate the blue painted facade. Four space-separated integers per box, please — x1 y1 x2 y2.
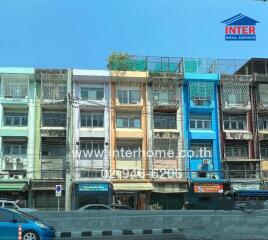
182 73 222 182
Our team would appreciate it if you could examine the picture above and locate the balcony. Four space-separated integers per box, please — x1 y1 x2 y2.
40 71 67 105
224 169 260 179
223 162 261 180
224 131 252 140
41 156 65 179
0 73 30 103
221 82 251 111
189 82 214 109
257 84 268 110
153 89 179 109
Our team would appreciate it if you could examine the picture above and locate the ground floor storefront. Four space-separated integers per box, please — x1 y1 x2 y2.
185 181 227 209
0 180 28 206
29 180 65 210
149 182 188 210
72 181 112 209
112 181 153 210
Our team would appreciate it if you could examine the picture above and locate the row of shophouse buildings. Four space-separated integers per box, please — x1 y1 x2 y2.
0 56 268 210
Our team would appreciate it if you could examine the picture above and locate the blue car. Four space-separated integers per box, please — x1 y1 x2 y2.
0 208 55 240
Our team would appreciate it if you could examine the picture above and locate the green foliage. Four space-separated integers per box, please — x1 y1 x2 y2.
107 52 132 71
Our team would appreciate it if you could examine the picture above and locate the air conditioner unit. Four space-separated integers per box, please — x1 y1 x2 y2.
5 157 13 163
13 175 23 180
16 158 22 163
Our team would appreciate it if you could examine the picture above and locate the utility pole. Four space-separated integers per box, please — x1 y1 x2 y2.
65 69 73 211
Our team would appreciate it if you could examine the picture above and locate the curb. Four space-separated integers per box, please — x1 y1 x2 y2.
56 227 184 238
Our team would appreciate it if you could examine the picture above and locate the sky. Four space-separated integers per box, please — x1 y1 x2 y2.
0 0 267 69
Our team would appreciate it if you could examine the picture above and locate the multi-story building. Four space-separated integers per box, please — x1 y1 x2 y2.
0 67 35 204
234 58 268 196
72 69 111 209
29 69 71 210
1 57 268 210
183 73 223 208
109 56 153 210
147 58 187 210
219 74 260 194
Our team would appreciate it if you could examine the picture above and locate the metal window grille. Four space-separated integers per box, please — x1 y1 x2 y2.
222 82 249 106
0 74 29 98
190 82 213 106
41 73 67 100
259 84 268 105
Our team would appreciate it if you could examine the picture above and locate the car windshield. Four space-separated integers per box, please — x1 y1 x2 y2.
17 210 39 221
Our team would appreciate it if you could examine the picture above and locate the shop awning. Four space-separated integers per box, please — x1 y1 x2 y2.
0 182 27 191
113 183 154 191
153 183 188 193
235 190 268 197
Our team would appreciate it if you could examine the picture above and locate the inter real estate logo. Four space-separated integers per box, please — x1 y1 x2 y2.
221 14 259 41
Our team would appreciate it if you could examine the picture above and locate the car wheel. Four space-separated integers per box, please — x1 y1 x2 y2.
23 231 39 240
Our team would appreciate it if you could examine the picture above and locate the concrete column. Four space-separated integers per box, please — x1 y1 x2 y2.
110 82 116 172
104 82 110 170
65 69 73 211
27 101 35 179
141 83 148 175
33 79 41 179
177 86 184 173
73 82 80 180
146 82 153 171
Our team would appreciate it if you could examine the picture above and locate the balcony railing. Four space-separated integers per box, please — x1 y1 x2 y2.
108 55 247 75
224 169 261 179
41 170 65 179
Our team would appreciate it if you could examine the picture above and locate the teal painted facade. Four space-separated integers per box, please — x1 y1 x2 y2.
182 73 222 181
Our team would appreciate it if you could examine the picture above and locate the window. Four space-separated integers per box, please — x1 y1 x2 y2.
189 114 211 130
154 89 176 105
154 113 176 129
259 117 268 130
116 141 142 160
259 84 268 105
43 112 66 127
80 140 104 160
116 113 141 128
4 202 16 209
190 143 212 158
223 115 246 130
154 138 178 159
190 82 213 106
117 89 141 104
222 82 249 106
4 112 28 126
260 142 268 158
225 143 248 158
42 141 66 156
1 74 29 98
42 74 67 99
224 162 259 179
81 112 104 127
80 87 104 101
80 170 102 178
4 142 27 155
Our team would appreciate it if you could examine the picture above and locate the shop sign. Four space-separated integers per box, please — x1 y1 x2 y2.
231 183 260 191
78 183 108 192
194 183 224 193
